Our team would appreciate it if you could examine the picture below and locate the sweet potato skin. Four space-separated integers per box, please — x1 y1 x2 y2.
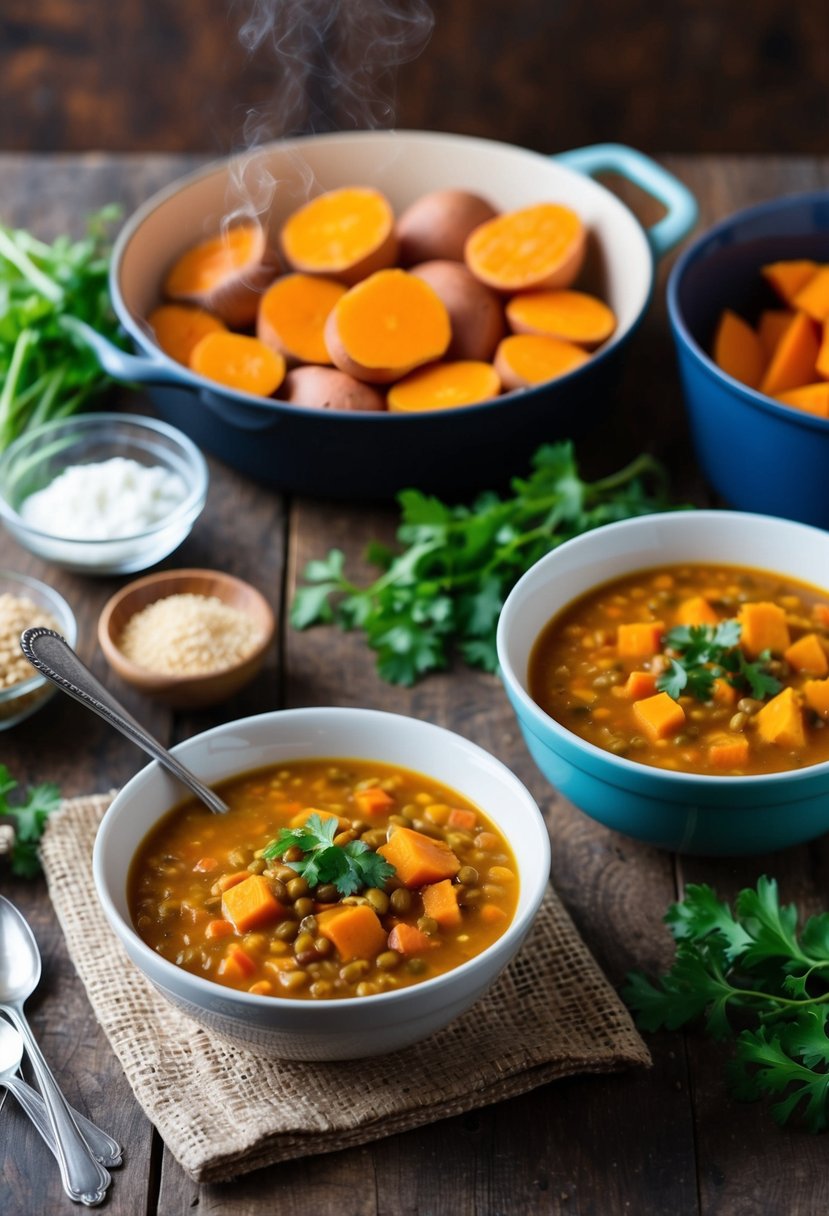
410 260 505 361
397 190 498 266
164 221 279 329
280 365 386 412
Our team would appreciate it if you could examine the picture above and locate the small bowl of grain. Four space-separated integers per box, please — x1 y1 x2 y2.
0 570 77 729
98 569 275 709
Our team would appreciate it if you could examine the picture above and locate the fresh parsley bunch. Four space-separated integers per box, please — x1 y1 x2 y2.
0 206 125 450
624 877 829 1131
0 764 61 878
657 621 782 702
262 812 395 896
292 442 678 685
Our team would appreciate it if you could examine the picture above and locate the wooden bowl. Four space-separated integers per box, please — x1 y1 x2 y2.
98 568 275 709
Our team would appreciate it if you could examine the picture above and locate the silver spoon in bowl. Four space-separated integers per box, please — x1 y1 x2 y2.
20 628 228 815
0 896 112 1206
0 1017 122 1168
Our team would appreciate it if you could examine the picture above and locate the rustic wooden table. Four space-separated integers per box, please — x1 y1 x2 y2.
1 153 828 1216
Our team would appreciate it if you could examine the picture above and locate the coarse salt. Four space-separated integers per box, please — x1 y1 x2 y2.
20 457 187 540
118 593 262 675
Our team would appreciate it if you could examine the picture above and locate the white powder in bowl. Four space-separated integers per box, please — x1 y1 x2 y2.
20 457 187 540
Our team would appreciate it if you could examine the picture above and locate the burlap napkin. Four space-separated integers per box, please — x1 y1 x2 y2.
40 795 649 1183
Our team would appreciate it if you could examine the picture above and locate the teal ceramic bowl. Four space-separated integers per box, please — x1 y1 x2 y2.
496 510 829 856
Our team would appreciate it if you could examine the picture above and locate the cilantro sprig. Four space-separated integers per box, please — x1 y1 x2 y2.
0 764 61 878
262 812 395 896
292 442 680 685
624 878 829 1131
656 620 782 703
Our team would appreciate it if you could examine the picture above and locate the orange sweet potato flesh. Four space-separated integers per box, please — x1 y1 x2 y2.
614 671 658 700
775 382 829 418
761 260 818 305
325 269 451 383
410 260 505 361
387 923 435 956
164 220 278 329
465 203 586 293
378 826 461 888
422 879 462 928
317 904 387 961
221 874 284 934
631 692 686 742
676 596 719 627
189 331 286 397
387 360 501 413
280 187 397 286
712 310 766 389
280 366 385 413
494 334 589 391
793 266 829 323
758 309 795 358
257 273 346 364
148 304 227 366
616 621 664 657
759 311 820 396
505 289 616 350
354 787 395 818
755 686 805 749
738 601 791 657
708 735 750 769
804 678 829 718
784 632 828 675
817 320 829 379
397 190 498 266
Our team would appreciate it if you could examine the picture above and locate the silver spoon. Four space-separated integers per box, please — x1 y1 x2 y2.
0 1018 122 1168
20 628 228 815
0 896 112 1206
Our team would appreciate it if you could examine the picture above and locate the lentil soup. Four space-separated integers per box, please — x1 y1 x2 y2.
528 564 829 776
129 759 519 1000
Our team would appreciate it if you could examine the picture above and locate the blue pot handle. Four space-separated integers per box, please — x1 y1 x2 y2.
555 143 698 259
61 316 182 385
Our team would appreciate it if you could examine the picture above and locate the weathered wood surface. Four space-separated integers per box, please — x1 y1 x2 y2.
1 154 828 1215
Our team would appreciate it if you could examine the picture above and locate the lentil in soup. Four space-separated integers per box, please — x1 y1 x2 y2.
529 564 829 776
129 759 519 1000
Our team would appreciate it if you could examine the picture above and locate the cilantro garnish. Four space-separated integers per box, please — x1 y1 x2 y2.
291 443 681 685
262 813 395 897
0 764 61 878
624 878 829 1131
656 620 782 703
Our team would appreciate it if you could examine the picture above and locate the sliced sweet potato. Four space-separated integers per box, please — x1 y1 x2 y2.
755 686 805 749
505 289 616 349
421 878 462 928
493 334 589 390
378 826 461 888
387 361 501 413
774 382 829 418
221 874 285 934
616 621 664 657
738 601 790 657
712 310 766 389
793 266 829 322
817 319 829 380
465 203 586 293
784 632 828 676
387 922 435 956
707 735 750 769
397 190 498 266
612 671 658 700
189 331 286 397
410 260 505 361
279 365 385 412
316 904 387 961
675 596 719 627
759 311 820 396
758 309 795 358
257 273 346 364
164 220 278 328
803 678 829 718
631 692 686 742
325 269 451 384
761 260 818 304
148 304 227 366
280 187 397 285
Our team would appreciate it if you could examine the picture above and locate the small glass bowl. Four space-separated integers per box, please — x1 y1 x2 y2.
0 570 77 730
0 414 209 576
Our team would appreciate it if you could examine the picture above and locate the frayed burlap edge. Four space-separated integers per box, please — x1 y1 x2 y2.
41 795 649 1183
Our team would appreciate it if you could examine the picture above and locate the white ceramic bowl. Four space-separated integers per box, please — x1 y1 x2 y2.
93 707 550 1059
497 510 829 855
0 413 208 575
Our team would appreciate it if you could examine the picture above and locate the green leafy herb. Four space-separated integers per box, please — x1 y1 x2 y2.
262 812 395 896
0 206 126 450
623 877 829 1131
656 620 782 703
0 765 61 878
291 442 680 685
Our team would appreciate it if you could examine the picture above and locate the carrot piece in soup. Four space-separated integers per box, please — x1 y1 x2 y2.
712 310 766 389
353 787 396 818
217 943 257 983
761 260 818 304
317 904 387 962
447 807 478 831
784 633 828 676
631 692 686 742
378 826 461 887
708 735 750 768
221 874 285 934
675 596 719 627
422 879 462 928
775 383 829 418
793 266 829 323
387 922 435 956
738 601 791 657
758 309 795 357
616 621 664 658
759 312 820 396
803 679 829 718
755 687 806 749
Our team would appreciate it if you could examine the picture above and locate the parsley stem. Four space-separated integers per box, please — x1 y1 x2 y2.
0 226 63 303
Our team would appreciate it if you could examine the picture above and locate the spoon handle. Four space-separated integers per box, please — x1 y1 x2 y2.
3 1004 112 1206
4 1072 123 1167
20 628 228 815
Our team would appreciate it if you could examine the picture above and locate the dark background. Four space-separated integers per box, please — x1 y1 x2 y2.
1 0 826 156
